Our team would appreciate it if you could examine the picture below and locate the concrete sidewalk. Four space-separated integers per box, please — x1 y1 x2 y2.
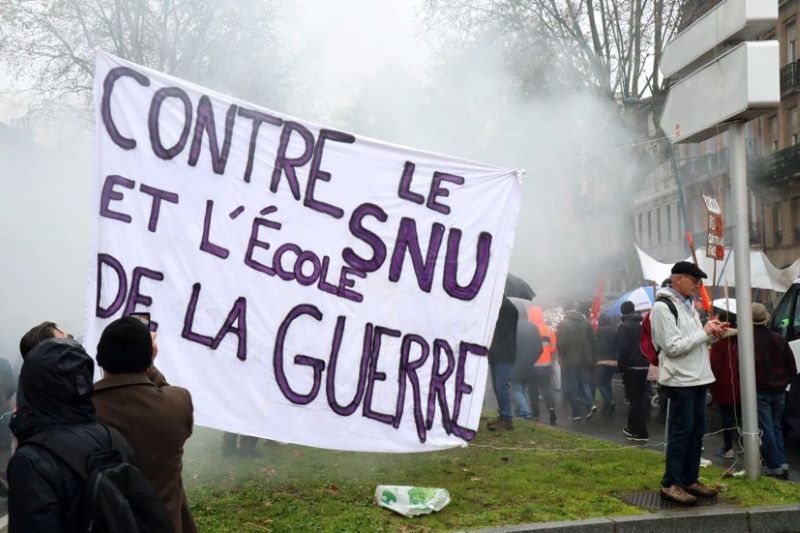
472 504 800 533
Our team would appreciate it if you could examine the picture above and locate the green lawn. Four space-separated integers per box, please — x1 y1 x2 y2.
185 419 800 532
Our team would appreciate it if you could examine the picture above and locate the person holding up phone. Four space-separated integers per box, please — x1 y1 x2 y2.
92 316 197 532
652 262 726 506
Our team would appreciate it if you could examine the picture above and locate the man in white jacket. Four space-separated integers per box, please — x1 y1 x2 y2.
652 261 727 505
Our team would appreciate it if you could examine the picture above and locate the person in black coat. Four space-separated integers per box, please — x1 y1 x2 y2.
487 297 518 430
0 355 15 494
617 301 649 441
7 338 135 532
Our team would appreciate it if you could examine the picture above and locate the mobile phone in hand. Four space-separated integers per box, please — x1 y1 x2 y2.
129 312 151 327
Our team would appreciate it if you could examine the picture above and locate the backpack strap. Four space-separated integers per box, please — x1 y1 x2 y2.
25 426 91 479
23 424 127 480
654 296 679 324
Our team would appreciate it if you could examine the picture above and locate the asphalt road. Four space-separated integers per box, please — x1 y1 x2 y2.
483 374 800 483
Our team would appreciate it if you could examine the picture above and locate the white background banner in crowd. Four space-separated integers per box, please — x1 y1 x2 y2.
635 244 800 292
83 52 522 452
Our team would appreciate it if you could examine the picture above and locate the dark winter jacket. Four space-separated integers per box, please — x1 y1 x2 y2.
617 313 646 371
488 297 519 365
710 336 740 405
556 311 594 367
511 300 543 382
753 324 798 393
594 321 619 363
7 339 135 533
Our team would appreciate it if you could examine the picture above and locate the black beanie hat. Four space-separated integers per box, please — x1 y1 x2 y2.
96 316 153 373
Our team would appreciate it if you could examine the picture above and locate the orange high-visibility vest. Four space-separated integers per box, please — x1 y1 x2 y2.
528 306 556 366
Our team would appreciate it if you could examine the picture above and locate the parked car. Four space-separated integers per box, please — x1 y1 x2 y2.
769 278 800 437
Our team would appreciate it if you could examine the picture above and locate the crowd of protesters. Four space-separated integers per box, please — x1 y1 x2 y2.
2 258 797 527
485 260 798 506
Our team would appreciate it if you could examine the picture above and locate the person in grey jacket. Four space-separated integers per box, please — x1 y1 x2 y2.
509 299 544 420
557 304 596 420
652 261 727 505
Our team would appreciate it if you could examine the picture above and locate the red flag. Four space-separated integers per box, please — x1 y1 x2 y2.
686 232 713 314
590 276 604 332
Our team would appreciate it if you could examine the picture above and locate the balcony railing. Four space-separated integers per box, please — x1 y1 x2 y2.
781 61 800 96
677 149 730 183
752 144 800 186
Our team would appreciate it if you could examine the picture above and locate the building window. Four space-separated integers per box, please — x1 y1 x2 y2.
647 211 652 246
695 196 705 233
770 116 779 151
789 21 797 64
667 205 673 242
774 202 784 245
750 192 761 244
656 207 663 244
791 107 798 146
793 197 800 243
638 213 643 243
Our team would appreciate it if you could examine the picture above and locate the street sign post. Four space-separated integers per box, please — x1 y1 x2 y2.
660 42 779 144
660 0 779 480
661 0 777 80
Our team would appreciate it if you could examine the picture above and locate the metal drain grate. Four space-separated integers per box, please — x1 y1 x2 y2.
616 490 727 511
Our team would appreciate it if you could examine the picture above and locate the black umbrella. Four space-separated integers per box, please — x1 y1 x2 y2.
504 273 535 300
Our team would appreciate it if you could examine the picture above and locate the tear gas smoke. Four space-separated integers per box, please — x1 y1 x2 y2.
0 0 646 458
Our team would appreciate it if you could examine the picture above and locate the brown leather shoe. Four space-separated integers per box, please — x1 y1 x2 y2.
660 485 698 505
684 482 718 498
487 418 514 431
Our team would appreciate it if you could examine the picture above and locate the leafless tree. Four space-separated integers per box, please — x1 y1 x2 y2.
0 0 286 115
425 0 685 101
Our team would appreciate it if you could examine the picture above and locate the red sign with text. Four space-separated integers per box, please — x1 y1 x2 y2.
702 194 724 260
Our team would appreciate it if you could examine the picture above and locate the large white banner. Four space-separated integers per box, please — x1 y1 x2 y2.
84 52 522 452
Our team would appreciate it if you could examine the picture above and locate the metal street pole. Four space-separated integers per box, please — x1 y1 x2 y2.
730 122 760 479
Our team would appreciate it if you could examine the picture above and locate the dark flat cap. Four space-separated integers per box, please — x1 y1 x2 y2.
671 261 707 279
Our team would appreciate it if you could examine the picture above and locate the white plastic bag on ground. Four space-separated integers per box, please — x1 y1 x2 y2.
374 485 451 517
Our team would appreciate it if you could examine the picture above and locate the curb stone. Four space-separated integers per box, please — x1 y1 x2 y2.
747 504 800 533
468 504 800 533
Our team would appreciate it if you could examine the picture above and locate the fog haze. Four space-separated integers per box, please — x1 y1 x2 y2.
0 0 641 360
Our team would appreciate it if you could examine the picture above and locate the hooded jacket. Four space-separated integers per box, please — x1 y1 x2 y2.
556 311 594 366
7 339 134 533
651 288 715 387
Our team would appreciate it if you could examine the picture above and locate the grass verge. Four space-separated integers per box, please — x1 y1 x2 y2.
186 419 800 532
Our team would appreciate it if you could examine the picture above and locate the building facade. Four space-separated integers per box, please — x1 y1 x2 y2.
635 0 800 273
752 0 800 268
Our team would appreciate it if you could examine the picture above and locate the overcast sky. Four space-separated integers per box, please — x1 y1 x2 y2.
0 0 430 126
